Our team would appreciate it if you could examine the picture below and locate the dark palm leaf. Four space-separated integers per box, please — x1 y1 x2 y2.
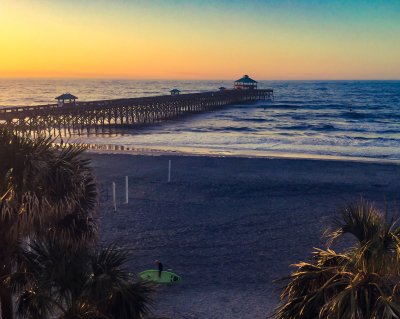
327 199 383 245
83 245 154 319
13 241 154 319
1 129 153 319
273 199 400 319
105 281 154 319
1 128 99 319
16 288 55 319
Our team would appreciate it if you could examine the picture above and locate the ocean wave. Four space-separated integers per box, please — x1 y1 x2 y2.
341 111 373 119
220 126 257 132
376 129 400 134
276 124 336 131
232 118 273 123
269 100 304 104
291 115 309 120
266 103 355 110
186 126 257 133
350 136 400 142
2 79 400 161
263 104 299 109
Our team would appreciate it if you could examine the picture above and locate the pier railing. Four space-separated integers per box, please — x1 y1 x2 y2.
0 89 273 135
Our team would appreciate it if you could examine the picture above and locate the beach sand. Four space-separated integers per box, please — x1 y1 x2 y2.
89 153 400 319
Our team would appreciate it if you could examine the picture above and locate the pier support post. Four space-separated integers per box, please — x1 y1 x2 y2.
0 89 273 135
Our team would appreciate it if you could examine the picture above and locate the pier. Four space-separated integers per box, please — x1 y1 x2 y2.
0 89 273 136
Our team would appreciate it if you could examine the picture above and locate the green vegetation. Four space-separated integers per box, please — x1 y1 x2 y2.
0 128 153 319
273 199 400 319
13 241 153 319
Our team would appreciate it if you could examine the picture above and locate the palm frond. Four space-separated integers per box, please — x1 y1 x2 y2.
104 281 154 319
273 199 400 319
16 288 55 319
13 241 154 319
327 198 383 245
1 128 99 247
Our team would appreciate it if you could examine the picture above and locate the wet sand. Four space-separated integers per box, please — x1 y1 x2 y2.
89 153 400 319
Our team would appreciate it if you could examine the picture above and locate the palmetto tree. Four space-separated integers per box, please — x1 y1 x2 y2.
273 199 400 319
0 128 97 319
12 241 153 319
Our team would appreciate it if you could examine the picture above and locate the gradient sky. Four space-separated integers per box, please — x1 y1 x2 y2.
0 0 399 80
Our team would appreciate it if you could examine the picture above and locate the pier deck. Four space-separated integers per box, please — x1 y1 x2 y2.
0 89 273 135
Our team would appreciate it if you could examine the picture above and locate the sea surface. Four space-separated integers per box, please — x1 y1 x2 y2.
1 79 399 162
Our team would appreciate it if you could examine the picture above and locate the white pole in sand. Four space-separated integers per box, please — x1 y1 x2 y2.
112 182 116 212
168 160 171 183
125 176 129 204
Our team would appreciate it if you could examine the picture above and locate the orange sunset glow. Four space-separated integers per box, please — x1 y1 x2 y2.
0 0 399 80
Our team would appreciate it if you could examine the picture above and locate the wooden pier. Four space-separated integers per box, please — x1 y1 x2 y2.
0 89 273 136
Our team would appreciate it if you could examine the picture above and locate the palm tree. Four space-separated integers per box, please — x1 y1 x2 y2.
13 240 154 319
273 199 400 319
0 128 97 319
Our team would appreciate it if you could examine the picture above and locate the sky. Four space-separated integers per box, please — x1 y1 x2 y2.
0 0 399 80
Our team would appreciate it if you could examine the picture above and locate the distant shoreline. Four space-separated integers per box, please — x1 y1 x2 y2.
82 144 400 165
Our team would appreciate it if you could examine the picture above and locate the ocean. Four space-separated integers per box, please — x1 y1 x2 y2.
0 79 399 162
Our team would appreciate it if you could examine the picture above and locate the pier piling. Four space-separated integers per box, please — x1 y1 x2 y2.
0 89 273 135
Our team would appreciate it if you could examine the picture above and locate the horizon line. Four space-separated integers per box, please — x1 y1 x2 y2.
0 76 399 82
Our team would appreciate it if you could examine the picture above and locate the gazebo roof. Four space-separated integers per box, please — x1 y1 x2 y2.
235 75 257 84
55 93 78 100
170 89 181 93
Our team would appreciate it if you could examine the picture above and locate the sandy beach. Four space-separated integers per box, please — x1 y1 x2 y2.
89 153 400 319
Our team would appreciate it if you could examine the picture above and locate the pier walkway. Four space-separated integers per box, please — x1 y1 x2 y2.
0 89 273 135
